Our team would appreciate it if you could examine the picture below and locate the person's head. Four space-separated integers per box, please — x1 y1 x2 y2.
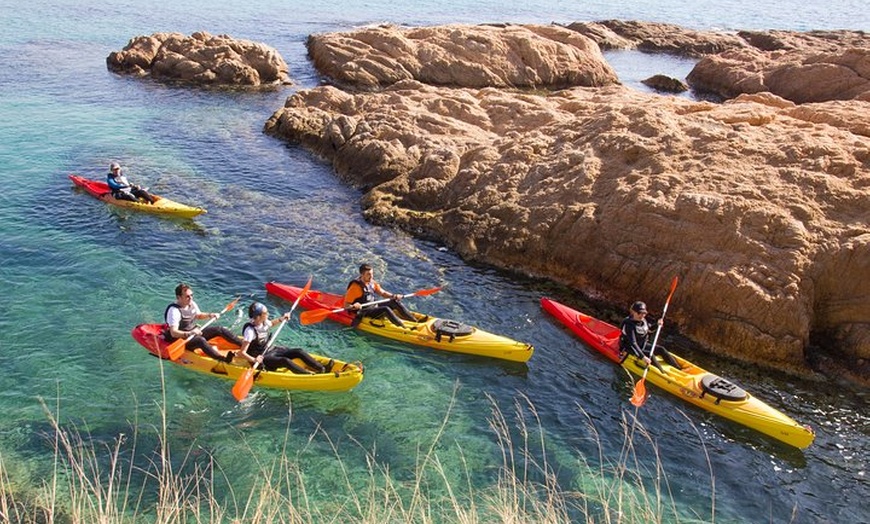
358 263 373 282
110 162 121 174
175 283 194 304
248 302 268 319
630 301 647 318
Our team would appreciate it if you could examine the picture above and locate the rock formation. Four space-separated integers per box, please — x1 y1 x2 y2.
306 23 619 90
107 31 291 87
265 23 870 383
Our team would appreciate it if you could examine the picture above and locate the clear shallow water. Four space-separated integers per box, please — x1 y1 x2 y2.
0 1 868 522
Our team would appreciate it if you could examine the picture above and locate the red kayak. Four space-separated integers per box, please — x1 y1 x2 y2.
541 297 814 449
69 174 206 218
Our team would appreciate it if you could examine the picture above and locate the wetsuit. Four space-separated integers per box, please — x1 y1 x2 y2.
619 315 680 372
242 321 327 374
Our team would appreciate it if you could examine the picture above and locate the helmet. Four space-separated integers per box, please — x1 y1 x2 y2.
630 301 648 313
248 302 267 318
109 162 121 171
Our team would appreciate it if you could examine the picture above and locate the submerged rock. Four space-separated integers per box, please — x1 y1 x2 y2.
107 31 291 87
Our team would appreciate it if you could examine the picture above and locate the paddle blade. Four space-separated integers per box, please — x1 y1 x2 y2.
290 277 313 315
231 367 256 402
630 379 648 407
224 296 241 313
166 338 186 361
300 308 334 325
413 286 442 297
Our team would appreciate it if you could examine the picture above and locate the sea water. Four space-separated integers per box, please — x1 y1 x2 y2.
0 0 867 522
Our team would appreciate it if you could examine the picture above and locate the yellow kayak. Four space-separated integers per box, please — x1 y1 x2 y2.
541 297 814 449
69 174 206 218
266 281 534 363
131 323 364 392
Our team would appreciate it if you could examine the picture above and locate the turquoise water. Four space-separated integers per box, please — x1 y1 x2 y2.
1 0 868 522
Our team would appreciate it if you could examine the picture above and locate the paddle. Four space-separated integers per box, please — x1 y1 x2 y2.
231 277 312 402
630 276 679 408
165 296 241 361
299 286 442 325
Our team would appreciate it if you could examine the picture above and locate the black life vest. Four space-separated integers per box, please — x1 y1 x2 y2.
243 321 272 357
347 278 376 304
619 317 650 352
162 303 197 340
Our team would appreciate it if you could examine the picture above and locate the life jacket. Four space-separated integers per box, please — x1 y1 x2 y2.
242 321 272 357
347 278 377 305
107 172 131 195
162 303 197 340
619 317 650 356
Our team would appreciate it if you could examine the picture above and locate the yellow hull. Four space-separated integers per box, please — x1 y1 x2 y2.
622 355 814 449
355 315 534 363
132 324 363 392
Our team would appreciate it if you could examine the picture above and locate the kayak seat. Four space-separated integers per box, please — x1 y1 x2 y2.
432 319 474 343
699 374 749 403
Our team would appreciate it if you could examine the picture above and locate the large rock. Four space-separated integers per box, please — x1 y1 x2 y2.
107 31 291 86
265 81 870 382
306 23 619 90
567 20 748 57
688 46 870 103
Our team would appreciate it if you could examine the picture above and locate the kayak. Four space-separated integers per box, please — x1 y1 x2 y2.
131 323 364 392
266 281 534 363
69 174 206 218
540 298 815 449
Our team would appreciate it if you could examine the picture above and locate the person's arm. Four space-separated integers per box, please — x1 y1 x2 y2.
344 282 363 310
374 281 400 300
239 326 263 366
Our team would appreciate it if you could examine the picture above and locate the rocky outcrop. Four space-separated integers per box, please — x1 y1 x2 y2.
265 80 870 381
107 31 291 87
306 23 619 90
688 46 870 103
567 20 748 57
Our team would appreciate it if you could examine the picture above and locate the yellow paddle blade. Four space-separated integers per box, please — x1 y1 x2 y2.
630 379 647 407
231 367 256 402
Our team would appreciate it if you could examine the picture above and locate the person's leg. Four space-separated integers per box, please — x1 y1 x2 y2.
186 335 232 362
264 347 316 374
112 190 137 202
202 325 243 346
132 187 156 203
368 305 405 327
658 347 681 369
388 298 416 321
283 347 329 372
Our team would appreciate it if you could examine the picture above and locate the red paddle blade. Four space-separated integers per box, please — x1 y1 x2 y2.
413 286 442 297
300 308 334 325
166 338 186 361
630 379 648 407
231 368 256 401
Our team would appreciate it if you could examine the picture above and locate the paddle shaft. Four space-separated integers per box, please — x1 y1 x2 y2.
642 280 677 374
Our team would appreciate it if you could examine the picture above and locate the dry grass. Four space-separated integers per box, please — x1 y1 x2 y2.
0 381 714 524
